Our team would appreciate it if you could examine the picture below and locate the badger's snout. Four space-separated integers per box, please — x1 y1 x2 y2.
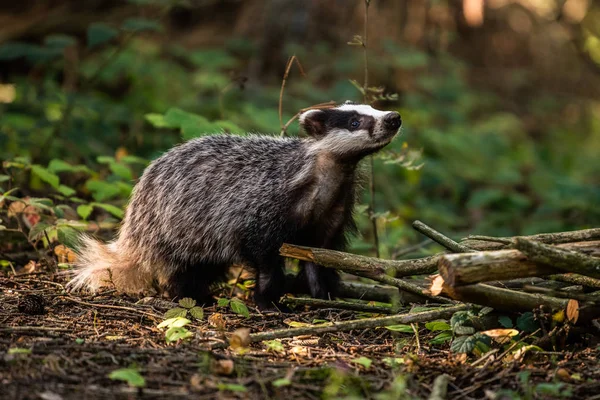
384 112 402 131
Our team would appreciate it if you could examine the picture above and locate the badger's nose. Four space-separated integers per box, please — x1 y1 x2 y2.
384 112 402 130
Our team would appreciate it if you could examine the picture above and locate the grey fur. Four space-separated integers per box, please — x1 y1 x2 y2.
68 104 401 310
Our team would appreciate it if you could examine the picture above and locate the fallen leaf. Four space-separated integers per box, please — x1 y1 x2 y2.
481 329 519 344
208 313 226 330
213 359 234 376
229 328 251 351
566 300 579 324
54 245 77 263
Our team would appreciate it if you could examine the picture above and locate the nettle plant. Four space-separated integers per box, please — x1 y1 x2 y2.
0 156 144 264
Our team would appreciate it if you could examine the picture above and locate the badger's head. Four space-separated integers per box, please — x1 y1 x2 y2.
299 102 401 160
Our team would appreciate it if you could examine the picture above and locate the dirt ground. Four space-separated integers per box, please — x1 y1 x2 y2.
1 271 600 400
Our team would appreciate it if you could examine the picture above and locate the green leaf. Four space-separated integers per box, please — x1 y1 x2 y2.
450 335 476 354
109 163 133 181
87 23 118 48
430 331 453 345
450 311 470 330
44 34 76 50
97 156 116 164
8 347 31 355
217 298 230 307
263 340 284 353
425 321 451 331
217 383 247 392
145 113 171 128
351 356 372 369
57 226 80 247
28 222 52 241
157 317 191 329
179 297 196 309
47 159 91 174
165 326 193 343
31 165 60 189
164 308 188 319
0 174 10 183
385 324 414 333
108 368 146 387
516 312 539 333
77 204 93 220
75 338 84 344
454 326 475 335
230 298 249 318
272 378 291 387
498 316 513 328
189 306 204 320
92 203 124 219
85 180 121 201
57 184 76 197
382 357 405 367
122 17 163 33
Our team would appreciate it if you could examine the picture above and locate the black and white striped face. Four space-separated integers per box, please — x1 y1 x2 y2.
299 103 401 158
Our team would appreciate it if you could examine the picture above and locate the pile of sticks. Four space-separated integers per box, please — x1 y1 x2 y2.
280 222 600 324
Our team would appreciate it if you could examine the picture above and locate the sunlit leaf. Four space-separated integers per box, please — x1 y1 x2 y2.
108 368 146 387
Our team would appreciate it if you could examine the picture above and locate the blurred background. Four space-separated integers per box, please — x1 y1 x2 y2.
1 0 599 259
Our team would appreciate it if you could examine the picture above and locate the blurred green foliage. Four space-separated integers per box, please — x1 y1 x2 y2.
1 8 599 260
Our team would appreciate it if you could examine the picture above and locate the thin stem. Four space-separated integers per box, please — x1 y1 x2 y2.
362 0 379 258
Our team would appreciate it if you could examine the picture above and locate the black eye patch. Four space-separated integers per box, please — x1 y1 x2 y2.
320 110 375 133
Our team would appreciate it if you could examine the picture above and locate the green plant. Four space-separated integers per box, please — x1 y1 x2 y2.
164 297 204 320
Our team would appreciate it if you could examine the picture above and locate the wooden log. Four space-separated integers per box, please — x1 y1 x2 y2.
513 238 600 279
280 243 438 277
280 244 452 303
439 241 600 287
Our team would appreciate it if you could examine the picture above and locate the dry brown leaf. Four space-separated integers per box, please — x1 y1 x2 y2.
481 329 519 344
289 345 308 357
566 300 579 324
229 328 251 351
54 245 77 263
213 359 234 376
555 368 571 382
115 147 129 162
20 260 39 274
208 313 226 330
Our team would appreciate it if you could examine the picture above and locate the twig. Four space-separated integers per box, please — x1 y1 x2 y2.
461 228 600 251
413 220 472 253
281 296 394 314
429 277 600 322
548 273 600 289
248 304 467 342
337 281 399 303
392 239 434 259
280 243 438 277
64 296 162 319
521 285 600 304
229 266 245 298
513 237 600 279
279 55 305 136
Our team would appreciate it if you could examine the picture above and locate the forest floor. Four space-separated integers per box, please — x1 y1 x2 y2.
1 271 600 400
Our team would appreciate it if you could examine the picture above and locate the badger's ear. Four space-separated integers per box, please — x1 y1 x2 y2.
299 109 327 137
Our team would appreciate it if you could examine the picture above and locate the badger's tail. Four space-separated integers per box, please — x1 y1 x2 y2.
68 235 150 294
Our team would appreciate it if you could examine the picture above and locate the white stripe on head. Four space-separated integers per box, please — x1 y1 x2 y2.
335 104 392 118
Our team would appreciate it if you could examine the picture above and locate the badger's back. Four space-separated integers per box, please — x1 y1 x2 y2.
123 135 310 269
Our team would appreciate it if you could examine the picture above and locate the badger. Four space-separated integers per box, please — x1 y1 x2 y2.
68 102 401 310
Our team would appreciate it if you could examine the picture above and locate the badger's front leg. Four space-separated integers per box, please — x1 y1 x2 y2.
253 257 289 312
298 261 340 300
